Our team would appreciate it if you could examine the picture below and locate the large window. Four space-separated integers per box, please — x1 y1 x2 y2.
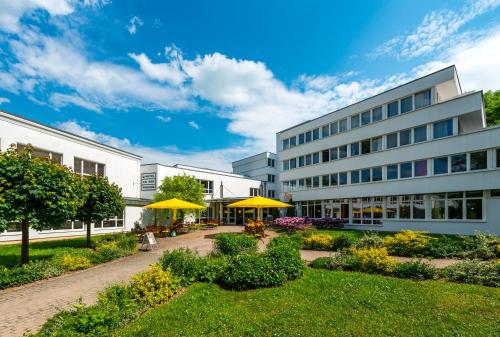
387 101 399 118
312 152 320 165
387 164 398 180
372 167 382 181
399 129 411 146
401 96 413 114
283 160 289 171
451 154 467 173
361 111 371 125
497 149 500 167
400 162 412 178
433 157 448 175
305 131 312 142
361 168 371 183
414 125 427 143
431 194 446 219
466 191 483 220
312 128 320 141
305 154 312 166
372 106 383 122
331 121 338 135
322 175 330 187
94 212 124 229
282 139 289 150
267 174 275 183
339 172 348 185
372 137 382 152
386 196 398 218
339 118 348 132
322 125 330 138
312 176 320 188
339 145 348 159
415 89 431 109
289 137 296 147
470 151 487 170
433 119 453 139
17 143 63 164
414 159 427 177
322 149 330 163
298 156 304 167
399 195 411 219
250 188 260 196
350 143 360 156
387 133 398 149
412 195 425 219
431 191 483 220
447 192 463 219
361 139 371 155
289 158 296 169
199 180 214 194
351 115 360 129
330 147 338 161
330 173 338 186
74 158 105 177
351 170 360 184
267 158 275 167
298 133 305 145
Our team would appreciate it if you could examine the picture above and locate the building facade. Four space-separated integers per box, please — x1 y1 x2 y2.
277 66 500 234
232 152 278 198
141 163 262 224
0 110 145 242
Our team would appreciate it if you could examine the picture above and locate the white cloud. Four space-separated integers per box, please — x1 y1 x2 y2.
129 51 186 85
156 115 171 123
49 92 101 112
188 121 200 129
0 97 10 105
374 0 500 59
127 16 143 35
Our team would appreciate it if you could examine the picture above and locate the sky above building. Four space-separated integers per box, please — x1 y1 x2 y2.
0 0 499 170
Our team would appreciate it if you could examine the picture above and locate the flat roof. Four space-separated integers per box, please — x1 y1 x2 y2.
0 109 142 159
231 151 276 165
142 162 261 181
277 65 458 134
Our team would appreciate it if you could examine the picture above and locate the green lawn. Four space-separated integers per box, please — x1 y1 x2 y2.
0 236 93 268
117 269 500 337
312 228 464 241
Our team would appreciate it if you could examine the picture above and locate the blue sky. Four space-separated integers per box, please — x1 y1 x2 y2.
0 0 499 170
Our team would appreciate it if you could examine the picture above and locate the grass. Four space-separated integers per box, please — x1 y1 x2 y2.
117 268 500 337
0 236 98 268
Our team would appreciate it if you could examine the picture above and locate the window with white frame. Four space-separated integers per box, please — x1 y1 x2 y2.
74 157 105 176
198 179 214 194
17 143 63 164
94 212 124 228
433 119 453 139
415 89 431 109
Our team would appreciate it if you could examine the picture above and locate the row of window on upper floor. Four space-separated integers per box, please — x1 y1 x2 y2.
281 149 498 191
281 118 453 171
281 89 432 151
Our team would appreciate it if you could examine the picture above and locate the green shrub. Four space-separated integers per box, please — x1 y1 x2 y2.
161 248 203 284
384 230 432 257
355 232 384 249
198 255 231 283
62 255 92 271
0 260 65 289
392 261 437 280
213 233 258 256
310 254 361 271
462 233 499 260
350 247 395 274
309 256 333 269
132 264 182 307
332 234 355 251
303 234 333 250
265 237 305 281
424 236 463 258
442 260 500 287
269 234 303 250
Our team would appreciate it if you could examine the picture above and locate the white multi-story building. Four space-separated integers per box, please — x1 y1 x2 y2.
277 66 500 234
232 152 278 199
0 110 145 242
141 163 262 224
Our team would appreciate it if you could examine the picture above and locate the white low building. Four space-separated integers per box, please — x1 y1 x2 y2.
0 110 145 242
232 152 278 198
141 163 262 224
277 66 500 234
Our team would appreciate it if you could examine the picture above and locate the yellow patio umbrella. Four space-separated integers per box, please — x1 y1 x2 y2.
144 198 205 223
227 196 292 220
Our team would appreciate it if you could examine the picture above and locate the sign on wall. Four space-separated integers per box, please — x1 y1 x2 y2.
141 172 157 191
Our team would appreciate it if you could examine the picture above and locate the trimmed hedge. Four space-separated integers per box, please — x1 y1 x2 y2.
213 233 258 256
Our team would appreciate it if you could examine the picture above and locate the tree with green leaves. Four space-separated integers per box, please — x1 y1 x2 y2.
0 145 85 264
76 175 125 247
484 90 500 126
154 174 205 222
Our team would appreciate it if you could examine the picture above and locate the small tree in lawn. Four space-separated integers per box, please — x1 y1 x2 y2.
76 175 125 248
0 145 85 264
155 174 204 222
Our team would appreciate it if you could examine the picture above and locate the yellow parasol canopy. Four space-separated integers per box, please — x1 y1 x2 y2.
144 198 205 222
227 196 291 220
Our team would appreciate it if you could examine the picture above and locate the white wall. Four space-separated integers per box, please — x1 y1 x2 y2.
232 152 278 197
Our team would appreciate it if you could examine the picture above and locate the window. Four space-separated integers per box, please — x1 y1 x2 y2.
466 191 483 220
399 195 411 219
386 196 398 218
372 167 382 181
399 129 411 146
298 179 305 189
339 145 348 159
289 137 296 147
433 119 453 139
267 190 275 198
312 128 320 141
433 157 448 175
351 114 360 129
322 125 330 138
75 158 105 177
312 152 320 164
17 144 63 164
387 101 399 118
451 154 467 173
491 189 500 197
414 160 427 177
415 89 431 109
447 192 463 220
361 139 371 155
199 180 214 194
339 118 348 132
305 154 312 165
401 96 413 113
414 125 427 143
361 111 371 125
339 172 348 185
400 162 412 178
372 107 382 122
331 121 338 135
413 195 425 219
322 149 330 163
497 149 500 167
470 151 487 170
282 138 289 150
289 158 296 169
387 164 398 180
312 176 320 188
361 168 371 183
97 212 124 229
298 133 305 145
250 188 260 196
351 170 360 184
305 178 312 188
322 175 330 187
267 174 275 183
267 158 275 167
350 142 360 156
298 156 304 167
387 133 398 149
330 147 338 161
431 194 446 219
283 160 289 171
371 137 382 152
305 131 312 142
330 173 338 186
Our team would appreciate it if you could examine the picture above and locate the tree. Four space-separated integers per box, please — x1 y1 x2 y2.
0 145 85 264
484 90 500 126
154 174 205 222
76 175 125 248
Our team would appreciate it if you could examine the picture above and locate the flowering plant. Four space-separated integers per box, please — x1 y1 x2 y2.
273 217 312 232
310 217 345 229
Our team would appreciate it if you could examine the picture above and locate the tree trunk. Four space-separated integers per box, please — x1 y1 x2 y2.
20 220 30 265
86 222 92 248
